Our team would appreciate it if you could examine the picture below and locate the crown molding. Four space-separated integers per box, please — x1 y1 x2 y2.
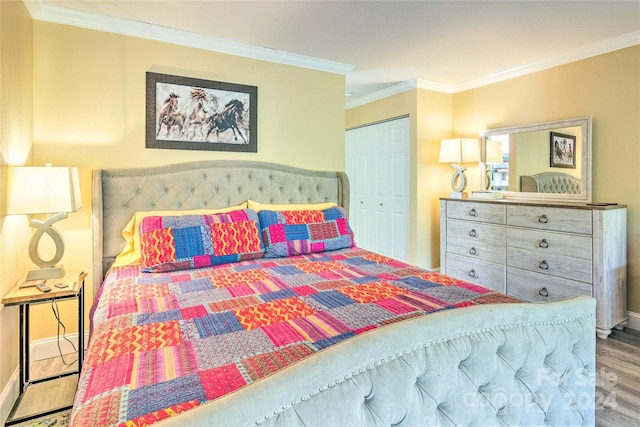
22 0 354 75
454 31 640 92
24 1 638 108
345 79 454 109
347 31 639 108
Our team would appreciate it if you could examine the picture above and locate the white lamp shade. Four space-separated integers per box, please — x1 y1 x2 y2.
439 138 480 164
485 139 504 164
8 166 82 214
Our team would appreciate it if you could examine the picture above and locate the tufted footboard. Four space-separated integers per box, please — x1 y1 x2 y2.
157 296 596 427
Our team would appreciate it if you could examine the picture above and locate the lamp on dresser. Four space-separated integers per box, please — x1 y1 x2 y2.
8 165 82 281
485 139 504 190
439 138 480 198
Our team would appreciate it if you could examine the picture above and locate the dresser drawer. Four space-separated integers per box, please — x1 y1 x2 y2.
447 220 506 263
507 267 592 302
446 253 505 293
446 201 505 224
506 228 592 260
507 205 592 234
507 247 592 283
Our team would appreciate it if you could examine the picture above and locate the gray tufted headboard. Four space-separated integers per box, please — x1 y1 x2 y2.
92 160 349 296
520 172 582 194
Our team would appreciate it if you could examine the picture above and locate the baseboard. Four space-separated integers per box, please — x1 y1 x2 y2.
0 368 19 425
1 332 88 424
32 331 89 361
625 310 640 331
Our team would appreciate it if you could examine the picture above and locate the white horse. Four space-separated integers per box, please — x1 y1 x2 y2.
181 89 218 141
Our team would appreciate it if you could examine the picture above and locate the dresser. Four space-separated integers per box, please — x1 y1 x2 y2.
440 198 627 339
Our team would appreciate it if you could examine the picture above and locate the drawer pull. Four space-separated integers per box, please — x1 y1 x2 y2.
468 208 478 217
539 260 549 270
538 287 549 297
538 214 549 224
538 239 549 248
468 229 477 237
469 247 477 255
468 269 477 278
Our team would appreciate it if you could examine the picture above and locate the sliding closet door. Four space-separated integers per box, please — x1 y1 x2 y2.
346 117 409 261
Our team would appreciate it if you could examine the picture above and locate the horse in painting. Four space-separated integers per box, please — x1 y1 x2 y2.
156 93 185 137
181 88 218 141
205 99 248 144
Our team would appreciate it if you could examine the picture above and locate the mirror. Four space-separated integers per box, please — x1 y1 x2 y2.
480 117 592 203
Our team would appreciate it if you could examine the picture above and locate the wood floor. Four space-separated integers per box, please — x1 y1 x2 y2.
15 328 640 426
595 327 640 427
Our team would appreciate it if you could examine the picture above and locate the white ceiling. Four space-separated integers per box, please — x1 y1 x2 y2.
28 1 640 107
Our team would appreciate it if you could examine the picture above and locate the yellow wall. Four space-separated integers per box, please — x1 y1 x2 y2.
453 46 640 314
27 21 346 342
0 0 33 409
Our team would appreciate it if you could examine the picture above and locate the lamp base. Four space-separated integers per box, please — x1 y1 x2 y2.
26 265 65 281
448 191 469 199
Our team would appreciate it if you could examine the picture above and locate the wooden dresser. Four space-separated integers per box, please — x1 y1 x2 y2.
440 198 627 338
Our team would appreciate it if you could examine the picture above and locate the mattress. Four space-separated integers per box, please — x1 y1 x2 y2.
70 247 519 426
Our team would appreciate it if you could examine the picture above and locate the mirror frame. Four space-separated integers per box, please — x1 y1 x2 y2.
480 116 592 203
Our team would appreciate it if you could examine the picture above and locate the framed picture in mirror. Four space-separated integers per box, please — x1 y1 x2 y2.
550 132 576 168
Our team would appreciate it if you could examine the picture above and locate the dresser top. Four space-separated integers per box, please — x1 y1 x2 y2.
440 198 626 210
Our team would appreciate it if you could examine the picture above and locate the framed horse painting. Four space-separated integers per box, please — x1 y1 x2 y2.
549 131 576 168
146 72 257 152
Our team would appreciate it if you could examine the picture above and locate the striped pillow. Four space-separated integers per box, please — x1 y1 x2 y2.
258 206 355 258
139 209 264 272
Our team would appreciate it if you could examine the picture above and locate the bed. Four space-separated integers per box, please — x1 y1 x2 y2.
77 160 596 426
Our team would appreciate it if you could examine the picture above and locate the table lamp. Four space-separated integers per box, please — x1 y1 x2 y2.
439 138 480 198
485 139 504 190
8 165 82 281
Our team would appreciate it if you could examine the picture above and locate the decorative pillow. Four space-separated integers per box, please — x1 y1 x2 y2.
113 203 248 266
258 206 354 258
247 200 337 212
139 209 263 272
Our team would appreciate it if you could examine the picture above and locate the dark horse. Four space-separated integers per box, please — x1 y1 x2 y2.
205 99 247 144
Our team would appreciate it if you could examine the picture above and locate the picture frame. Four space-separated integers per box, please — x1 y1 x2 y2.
146 72 257 152
549 131 576 168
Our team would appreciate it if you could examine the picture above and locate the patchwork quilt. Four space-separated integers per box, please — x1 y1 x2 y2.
70 248 519 426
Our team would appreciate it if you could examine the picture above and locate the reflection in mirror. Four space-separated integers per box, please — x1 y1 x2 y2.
480 117 591 203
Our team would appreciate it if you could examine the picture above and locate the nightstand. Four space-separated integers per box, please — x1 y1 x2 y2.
2 271 86 426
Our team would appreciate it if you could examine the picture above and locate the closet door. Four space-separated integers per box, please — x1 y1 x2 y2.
346 117 409 261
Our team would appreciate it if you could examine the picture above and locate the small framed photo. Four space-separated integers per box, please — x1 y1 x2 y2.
146 72 257 152
550 132 576 168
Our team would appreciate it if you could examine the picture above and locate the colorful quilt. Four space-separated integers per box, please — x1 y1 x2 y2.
71 247 519 426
